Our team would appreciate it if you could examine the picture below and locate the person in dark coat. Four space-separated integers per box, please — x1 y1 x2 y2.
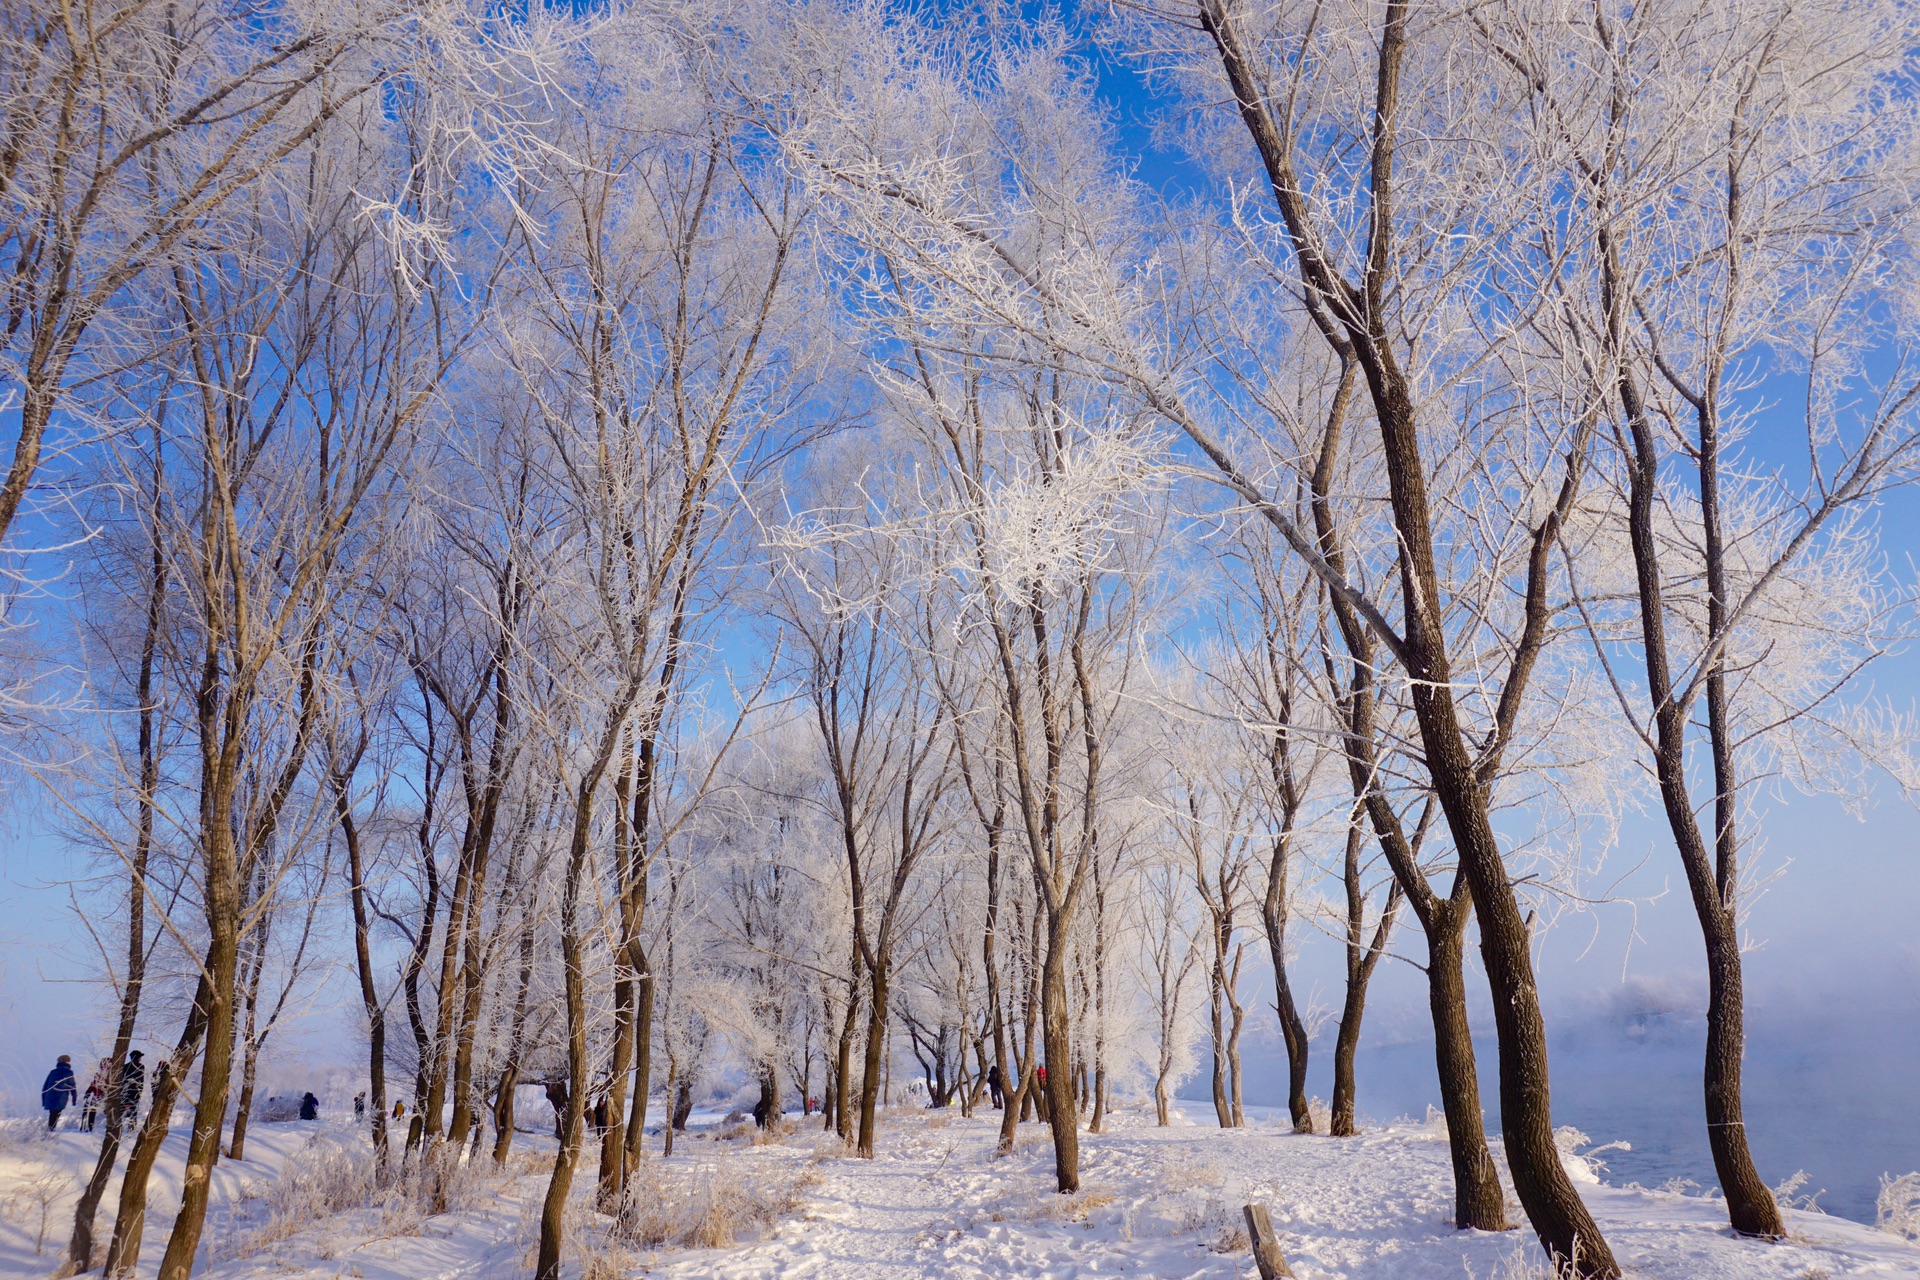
119 1051 146 1133
299 1092 319 1120
545 1078 569 1139
986 1063 1004 1110
353 1092 366 1121
42 1055 77 1130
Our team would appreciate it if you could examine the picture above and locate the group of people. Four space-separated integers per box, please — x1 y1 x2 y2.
982 1063 1048 1117
41 1051 148 1133
39 1054 331 1132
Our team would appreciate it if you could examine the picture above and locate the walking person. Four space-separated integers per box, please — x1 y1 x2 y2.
353 1092 366 1121
42 1055 77 1130
119 1050 146 1134
81 1059 110 1132
299 1091 319 1120
986 1062 1005 1110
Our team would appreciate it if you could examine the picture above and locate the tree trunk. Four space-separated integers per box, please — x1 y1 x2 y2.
1040 924 1079 1193
155 831 242 1280
1263 896 1312 1133
1428 901 1509 1230
600 966 637 1200
227 1038 260 1160
227 933 270 1161
70 436 165 1271
538 754 613 1280
1226 955 1247 1128
856 963 888 1157
103 976 209 1279
339 762 391 1168
756 1066 781 1128
448 670 513 1150
1616 364 1784 1240
1001 917 1039 1153
835 957 861 1144
1332 828 1400 1137
622 961 656 1175
424 846 473 1141
1209 941 1232 1128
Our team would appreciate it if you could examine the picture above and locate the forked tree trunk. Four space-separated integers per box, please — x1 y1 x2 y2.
1331 824 1401 1137
448 655 514 1149
1000 917 1041 1153
1225 946 1247 1127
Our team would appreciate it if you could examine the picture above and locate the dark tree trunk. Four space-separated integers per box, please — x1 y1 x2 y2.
1262 899 1312 1133
338 755 391 1168
834 946 861 1143
1209 927 1232 1128
622 960 656 1174
104 976 210 1279
1332 822 1400 1136
156 829 242 1280
70 446 165 1271
1427 900 1508 1229
491 904 538 1166
856 963 888 1157
1615 353 1783 1239
1040 928 1079 1192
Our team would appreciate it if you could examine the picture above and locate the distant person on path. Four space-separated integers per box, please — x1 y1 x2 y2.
986 1063 1004 1110
300 1092 319 1120
82 1059 111 1131
120 1050 146 1133
545 1079 569 1140
392 1099 405 1121
42 1055 77 1129
354 1092 366 1121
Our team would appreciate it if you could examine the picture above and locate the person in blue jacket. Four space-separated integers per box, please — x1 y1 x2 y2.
42 1055 78 1130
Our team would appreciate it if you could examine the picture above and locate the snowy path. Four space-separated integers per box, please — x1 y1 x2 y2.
5 1107 1919 1278
655 1109 1920 1280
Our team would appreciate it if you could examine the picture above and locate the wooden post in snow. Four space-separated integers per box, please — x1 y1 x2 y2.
1243 1203 1296 1279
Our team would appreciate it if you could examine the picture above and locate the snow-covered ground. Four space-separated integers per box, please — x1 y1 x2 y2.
3 1105 1916 1279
